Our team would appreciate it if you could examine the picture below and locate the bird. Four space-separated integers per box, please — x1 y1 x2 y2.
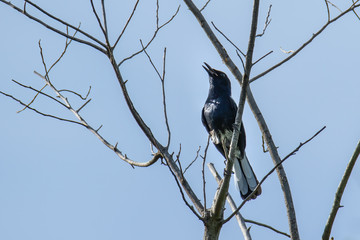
201 62 261 199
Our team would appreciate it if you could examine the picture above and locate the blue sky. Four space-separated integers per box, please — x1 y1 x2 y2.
1 0 360 239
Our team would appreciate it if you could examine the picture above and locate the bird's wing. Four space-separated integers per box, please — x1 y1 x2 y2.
201 106 211 133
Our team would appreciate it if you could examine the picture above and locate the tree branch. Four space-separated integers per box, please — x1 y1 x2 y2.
249 2 360 83
113 0 139 49
118 4 180 66
140 43 171 147
23 0 107 50
0 90 83 126
208 163 251 240
322 140 360 240
0 0 107 54
256 4 272 38
244 218 290 238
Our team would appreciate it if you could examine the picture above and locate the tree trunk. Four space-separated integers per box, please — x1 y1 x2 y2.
203 211 223 240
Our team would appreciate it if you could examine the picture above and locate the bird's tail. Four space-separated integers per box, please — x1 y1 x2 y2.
233 153 261 199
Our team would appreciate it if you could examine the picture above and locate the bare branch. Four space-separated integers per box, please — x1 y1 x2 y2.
140 42 171 148
208 163 251 240
223 126 326 224
16 83 47 113
101 0 109 42
182 0 243 88
0 90 83 126
23 0 107 50
211 21 246 57
34 67 160 167
76 98 92 113
183 146 201 174
201 136 211 212
252 50 273 66
118 4 180 66
0 0 107 54
109 43 205 215
244 218 290 238
38 37 163 168
113 0 140 49
324 0 331 21
90 0 107 40
322 140 360 240
58 86 92 100
327 1 342 12
256 4 272 38
352 0 360 20
250 2 360 83
236 50 246 72
200 0 212 12
165 157 204 221
161 48 171 148
11 79 65 108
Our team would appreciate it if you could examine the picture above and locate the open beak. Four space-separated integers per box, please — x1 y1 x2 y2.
203 62 215 76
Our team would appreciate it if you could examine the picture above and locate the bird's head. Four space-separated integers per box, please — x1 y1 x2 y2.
203 62 231 96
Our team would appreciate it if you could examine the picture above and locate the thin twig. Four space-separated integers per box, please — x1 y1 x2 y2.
324 0 331 21
100 0 109 45
58 86 92 100
250 2 360 83
223 126 326 224
176 144 183 171
140 42 171 148
23 0 107 49
161 48 171 147
244 218 290 238
322 140 360 240
48 25 79 73
352 0 360 20
11 79 65 108
200 0 211 12
76 98 92 113
118 5 180 66
252 50 273 65
1 0 107 54
327 1 342 12
211 21 246 57
90 0 107 40
236 50 246 72
0 90 82 125
256 4 272 38
165 157 204 221
183 146 201 174
16 83 47 113
201 135 211 211
113 0 140 49
15 29 80 113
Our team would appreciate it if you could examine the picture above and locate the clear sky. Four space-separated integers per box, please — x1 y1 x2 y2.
1 0 360 239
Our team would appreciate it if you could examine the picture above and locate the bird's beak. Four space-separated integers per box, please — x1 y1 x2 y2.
203 62 215 76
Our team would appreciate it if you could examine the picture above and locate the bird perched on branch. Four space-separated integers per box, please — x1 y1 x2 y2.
201 63 261 199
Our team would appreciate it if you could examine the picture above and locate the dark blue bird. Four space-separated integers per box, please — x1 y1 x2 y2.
201 63 261 199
